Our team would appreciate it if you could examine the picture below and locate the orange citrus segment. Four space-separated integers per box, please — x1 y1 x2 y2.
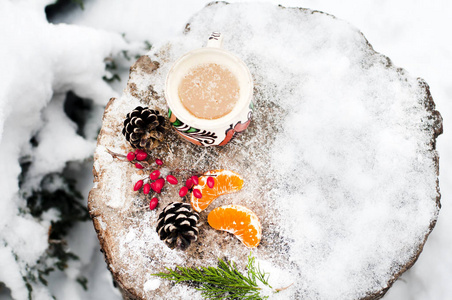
208 205 262 248
190 169 244 212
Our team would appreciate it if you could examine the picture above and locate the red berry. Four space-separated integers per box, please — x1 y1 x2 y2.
191 176 199 186
155 159 163 165
143 183 151 194
193 189 202 199
185 178 194 189
150 181 157 192
149 197 158 210
166 175 178 185
135 149 146 155
157 178 165 187
126 152 135 161
151 178 164 193
207 176 215 188
135 163 144 169
179 186 188 197
133 180 144 191
136 151 148 161
150 170 160 180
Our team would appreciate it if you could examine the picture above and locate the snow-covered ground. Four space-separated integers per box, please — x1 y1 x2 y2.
0 0 450 299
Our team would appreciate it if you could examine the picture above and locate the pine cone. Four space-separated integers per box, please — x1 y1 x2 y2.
156 202 200 250
122 106 166 149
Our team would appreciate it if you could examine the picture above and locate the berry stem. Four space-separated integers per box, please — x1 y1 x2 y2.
170 168 206 177
136 205 150 210
105 148 128 160
136 160 160 172
171 168 192 173
147 191 158 199
105 148 160 171
162 142 174 156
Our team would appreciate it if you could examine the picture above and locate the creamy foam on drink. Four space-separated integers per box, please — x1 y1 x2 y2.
178 63 240 120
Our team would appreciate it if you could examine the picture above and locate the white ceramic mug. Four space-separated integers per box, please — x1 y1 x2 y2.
165 32 253 146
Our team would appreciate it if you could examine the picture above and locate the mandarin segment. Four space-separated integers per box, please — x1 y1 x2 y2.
207 205 262 248
190 170 244 212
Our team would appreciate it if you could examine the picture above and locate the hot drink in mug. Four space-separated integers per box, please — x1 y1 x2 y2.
165 32 253 146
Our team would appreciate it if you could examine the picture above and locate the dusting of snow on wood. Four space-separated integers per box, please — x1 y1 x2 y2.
97 217 107 230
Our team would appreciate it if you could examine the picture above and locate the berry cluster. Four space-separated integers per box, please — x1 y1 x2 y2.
126 149 163 170
177 174 214 198
107 148 215 211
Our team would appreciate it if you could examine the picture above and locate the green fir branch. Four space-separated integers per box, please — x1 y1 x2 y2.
152 253 280 300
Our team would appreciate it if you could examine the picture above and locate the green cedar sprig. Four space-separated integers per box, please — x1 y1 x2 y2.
152 253 281 300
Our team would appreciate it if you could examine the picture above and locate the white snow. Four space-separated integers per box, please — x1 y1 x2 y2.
143 278 160 292
97 217 107 230
0 0 451 300
0 0 128 299
254 258 293 299
25 94 95 188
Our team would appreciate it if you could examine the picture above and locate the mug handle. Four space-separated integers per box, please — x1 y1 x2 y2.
207 32 223 48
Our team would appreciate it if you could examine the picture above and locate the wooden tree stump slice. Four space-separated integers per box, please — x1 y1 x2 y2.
88 3 442 299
